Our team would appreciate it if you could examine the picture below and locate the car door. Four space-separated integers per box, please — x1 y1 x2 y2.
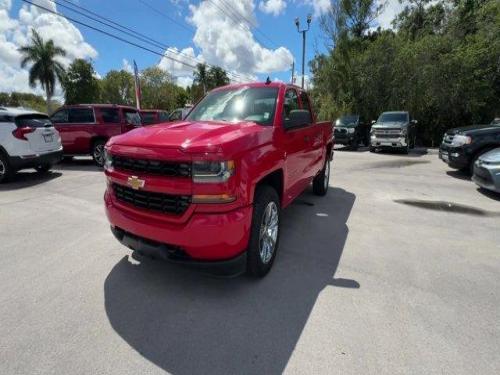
281 88 311 202
97 107 122 137
67 107 97 154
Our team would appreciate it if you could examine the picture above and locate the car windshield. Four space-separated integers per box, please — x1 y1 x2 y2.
378 113 408 123
186 86 279 125
336 115 358 127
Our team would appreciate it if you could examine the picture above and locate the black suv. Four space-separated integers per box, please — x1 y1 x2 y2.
334 114 371 150
439 118 500 174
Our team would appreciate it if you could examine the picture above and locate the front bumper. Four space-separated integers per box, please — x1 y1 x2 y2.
105 189 252 263
472 163 500 193
9 149 63 170
371 137 407 148
334 134 355 145
439 145 469 169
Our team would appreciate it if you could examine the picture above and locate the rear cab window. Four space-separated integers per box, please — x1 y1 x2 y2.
123 109 141 126
283 88 300 121
299 91 313 123
141 112 156 125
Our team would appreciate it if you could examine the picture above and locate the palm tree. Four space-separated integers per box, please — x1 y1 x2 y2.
19 29 66 113
193 63 209 94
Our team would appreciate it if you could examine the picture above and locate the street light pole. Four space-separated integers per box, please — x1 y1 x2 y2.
295 14 312 89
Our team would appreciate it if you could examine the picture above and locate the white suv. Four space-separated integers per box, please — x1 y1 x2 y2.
0 107 63 183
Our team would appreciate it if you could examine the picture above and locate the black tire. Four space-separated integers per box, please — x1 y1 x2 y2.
313 158 330 196
92 139 106 167
370 146 376 153
247 185 281 278
0 153 13 183
62 156 73 162
351 139 358 151
35 164 52 173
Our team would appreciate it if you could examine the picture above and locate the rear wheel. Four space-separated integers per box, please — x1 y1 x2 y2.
313 158 330 196
247 186 281 278
0 153 12 183
92 139 106 167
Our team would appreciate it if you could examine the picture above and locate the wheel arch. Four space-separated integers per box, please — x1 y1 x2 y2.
253 169 284 205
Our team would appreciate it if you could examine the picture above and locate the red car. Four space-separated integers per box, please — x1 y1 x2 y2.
139 109 170 125
50 104 141 166
104 82 334 277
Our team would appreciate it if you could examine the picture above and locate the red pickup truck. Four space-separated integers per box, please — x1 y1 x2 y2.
50 104 141 166
104 82 334 277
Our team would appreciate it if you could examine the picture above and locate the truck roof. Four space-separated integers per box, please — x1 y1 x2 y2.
59 104 139 110
381 111 409 114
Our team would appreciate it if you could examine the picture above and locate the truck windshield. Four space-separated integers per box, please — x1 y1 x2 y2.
378 113 408 122
336 115 358 127
186 86 279 126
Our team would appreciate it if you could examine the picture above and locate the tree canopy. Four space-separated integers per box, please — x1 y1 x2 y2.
62 59 100 105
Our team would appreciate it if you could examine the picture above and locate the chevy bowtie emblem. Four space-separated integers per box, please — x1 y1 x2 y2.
127 176 145 190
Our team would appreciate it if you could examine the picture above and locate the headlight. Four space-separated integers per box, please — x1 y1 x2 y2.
347 128 355 134
400 128 407 136
104 149 113 171
451 135 472 147
192 160 235 183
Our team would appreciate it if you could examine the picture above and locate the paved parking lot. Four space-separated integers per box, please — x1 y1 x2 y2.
1 147 499 375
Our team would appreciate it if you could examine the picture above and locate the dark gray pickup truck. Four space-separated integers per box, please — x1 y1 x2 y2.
370 111 417 154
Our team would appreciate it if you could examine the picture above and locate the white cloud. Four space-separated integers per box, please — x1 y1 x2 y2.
259 0 287 16
0 0 97 97
158 47 203 77
301 0 331 16
188 0 293 75
122 58 133 73
375 0 405 29
176 76 194 89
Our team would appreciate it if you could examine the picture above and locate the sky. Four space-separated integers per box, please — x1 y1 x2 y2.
0 0 405 97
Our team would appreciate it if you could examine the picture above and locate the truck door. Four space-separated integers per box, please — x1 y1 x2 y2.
66 107 97 154
299 91 324 177
281 88 311 202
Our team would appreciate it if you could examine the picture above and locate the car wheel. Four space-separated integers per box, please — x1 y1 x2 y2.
313 157 330 196
247 185 281 278
35 164 52 173
351 139 359 151
0 153 12 183
370 146 376 153
92 140 106 167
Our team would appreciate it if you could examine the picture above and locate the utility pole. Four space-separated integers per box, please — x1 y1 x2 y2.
291 61 295 84
295 14 312 89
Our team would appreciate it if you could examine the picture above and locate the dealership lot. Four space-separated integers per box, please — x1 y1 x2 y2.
1 148 499 375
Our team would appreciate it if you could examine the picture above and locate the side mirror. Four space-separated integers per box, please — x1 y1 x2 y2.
371 120 376 124
284 110 311 130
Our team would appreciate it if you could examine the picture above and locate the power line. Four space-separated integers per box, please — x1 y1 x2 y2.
34 0 252 83
137 0 194 34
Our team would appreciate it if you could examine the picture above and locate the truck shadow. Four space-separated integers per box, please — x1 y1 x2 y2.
103 187 356 375
0 171 62 191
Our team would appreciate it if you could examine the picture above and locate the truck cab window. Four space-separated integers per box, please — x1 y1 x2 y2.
283 89 299 120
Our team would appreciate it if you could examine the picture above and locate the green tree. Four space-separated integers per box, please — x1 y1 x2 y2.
193 63 209 94
62 59 100 104
100 70 135 106
208 66 230 89
18 29 66 114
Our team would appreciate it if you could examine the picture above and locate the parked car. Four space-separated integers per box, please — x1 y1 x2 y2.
140 109 170 125
168 106 192 122
0 107 63 183
50 104 141 166
472 148 500 193
104 82 334 277
439 118 500 174
370 111 417 153
334 114 371 150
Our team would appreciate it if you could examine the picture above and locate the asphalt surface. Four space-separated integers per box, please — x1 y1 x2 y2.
1 147 499 375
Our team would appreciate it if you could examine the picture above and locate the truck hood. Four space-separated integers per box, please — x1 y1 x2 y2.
372 121 408 129
446 124 500 135
108 120 270 154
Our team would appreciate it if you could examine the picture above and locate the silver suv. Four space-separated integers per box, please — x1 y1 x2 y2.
370 111 417 154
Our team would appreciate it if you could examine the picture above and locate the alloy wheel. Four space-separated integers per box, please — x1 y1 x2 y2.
259 201 279 264
94 144 105 165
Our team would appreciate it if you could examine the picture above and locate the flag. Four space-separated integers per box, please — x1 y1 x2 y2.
133 60 141 110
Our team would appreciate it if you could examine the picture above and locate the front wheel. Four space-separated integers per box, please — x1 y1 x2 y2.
247 186 281 278
313 158 330 196
92 139 106 167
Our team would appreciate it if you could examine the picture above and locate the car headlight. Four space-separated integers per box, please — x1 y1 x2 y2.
400 128 407 136
104 149 113 171
451 135 472 147
192 160 235 183
347 128 355 134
